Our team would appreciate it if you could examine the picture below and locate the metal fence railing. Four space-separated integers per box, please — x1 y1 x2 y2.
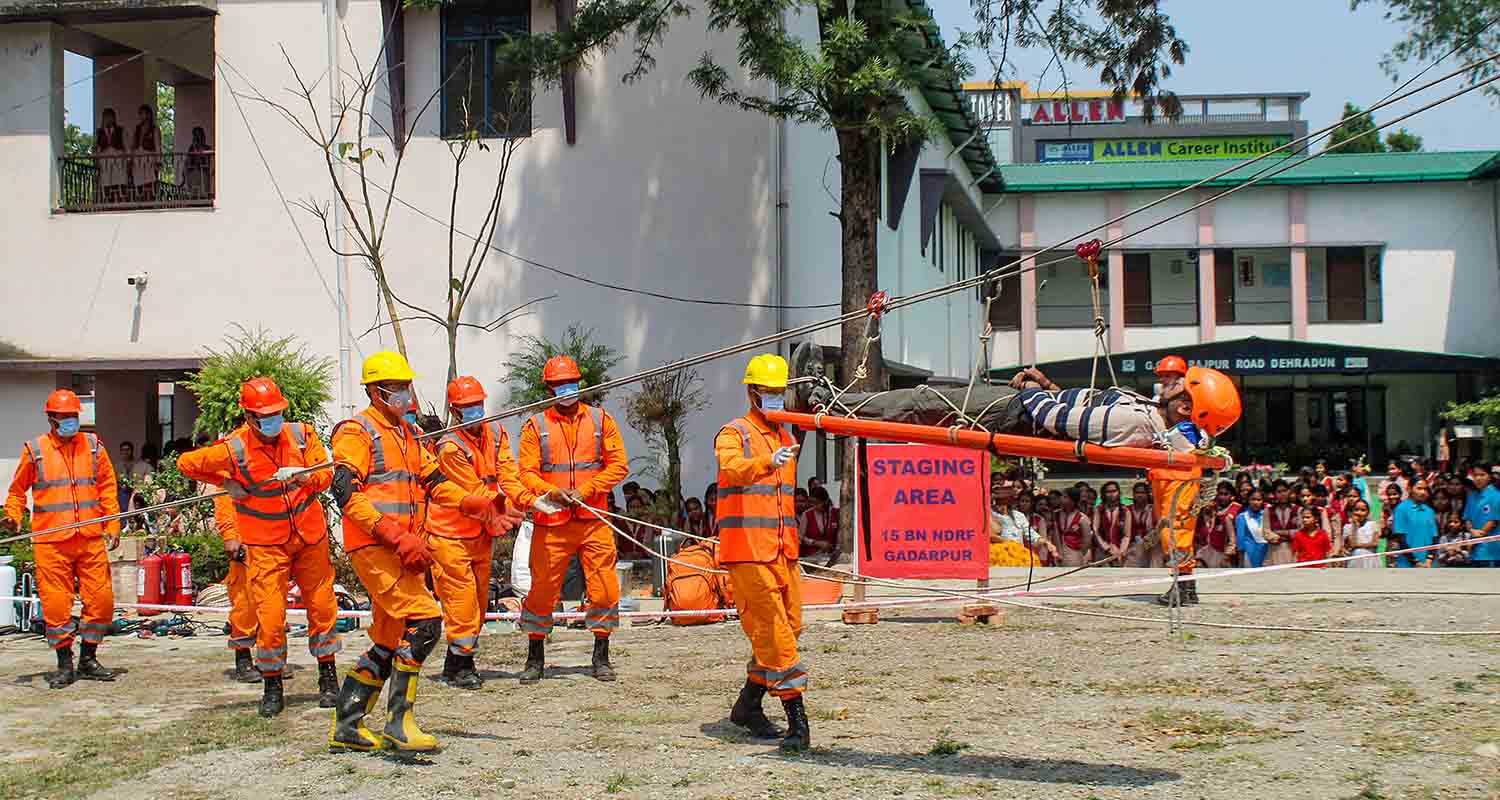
57 151 214 212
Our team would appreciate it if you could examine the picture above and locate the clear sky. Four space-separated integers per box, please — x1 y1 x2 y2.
66 1 1496 149
924 0 1496 151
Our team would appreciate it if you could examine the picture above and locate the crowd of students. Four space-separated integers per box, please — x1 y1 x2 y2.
989 460 1500 570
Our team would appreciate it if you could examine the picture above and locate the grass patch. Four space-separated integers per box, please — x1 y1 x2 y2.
811 706 850 722
604 771 639 794
929 728 970 757
1453 679 1477 693
0 708 277 799
1135 709 1284 752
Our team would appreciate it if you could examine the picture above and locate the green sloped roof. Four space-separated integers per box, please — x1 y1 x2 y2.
999 150 1500 193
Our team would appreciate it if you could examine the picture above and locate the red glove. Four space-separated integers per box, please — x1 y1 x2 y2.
393 533 433 572
371 517 404 548
482 506 526 537
459 494 491 518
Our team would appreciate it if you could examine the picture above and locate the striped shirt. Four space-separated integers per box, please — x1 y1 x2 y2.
1018 387 1194 452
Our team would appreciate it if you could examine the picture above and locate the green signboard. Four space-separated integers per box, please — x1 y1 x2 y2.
1038 135 1295 163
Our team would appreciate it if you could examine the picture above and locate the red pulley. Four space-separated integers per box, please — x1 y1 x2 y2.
137 551 165 615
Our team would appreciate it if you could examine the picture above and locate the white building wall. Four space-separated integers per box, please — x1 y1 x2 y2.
0 1 785 495
0 374 56 488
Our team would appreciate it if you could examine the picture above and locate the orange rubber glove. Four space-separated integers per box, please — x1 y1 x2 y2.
458 494 491 518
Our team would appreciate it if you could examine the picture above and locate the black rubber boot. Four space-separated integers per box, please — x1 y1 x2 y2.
1181 578 1200 606
591 637 616 682
519 638 545 684
730 680 784 739
259 675 285 718
76 643 116 681
48 646 76 689
780 696 811 753
381 665 439 752
327 672 384 752
317 660 339 708
442 650 483 690
232 649 259 683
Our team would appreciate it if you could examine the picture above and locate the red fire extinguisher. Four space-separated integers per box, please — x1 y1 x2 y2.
138 551 164 615
167 550 194 607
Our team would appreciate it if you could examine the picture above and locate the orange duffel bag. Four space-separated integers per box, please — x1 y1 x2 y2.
664 541 733 626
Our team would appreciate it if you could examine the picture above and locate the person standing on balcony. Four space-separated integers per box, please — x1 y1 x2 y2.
131 104 160 202
94 108 128 204
185 126 212 200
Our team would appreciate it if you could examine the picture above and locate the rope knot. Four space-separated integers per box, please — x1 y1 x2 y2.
866 290 890 319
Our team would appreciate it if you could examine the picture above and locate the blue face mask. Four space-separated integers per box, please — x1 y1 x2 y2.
55 417 80 438
255 414 285 438
403 411 419 426
459 405 486 424
553 383 580 406
758 391 786 412
379 386 414 413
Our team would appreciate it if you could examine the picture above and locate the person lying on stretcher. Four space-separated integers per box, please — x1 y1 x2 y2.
790 343 1240 452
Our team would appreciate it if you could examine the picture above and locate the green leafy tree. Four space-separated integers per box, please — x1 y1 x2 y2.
156 82 175 154
502 324 624 407
63 123 94 158
625 366 709 511
182 326 334 437
1443 393 1500 447
1384 128 1423 151
1353 0 1500 104
1328 102 1387 153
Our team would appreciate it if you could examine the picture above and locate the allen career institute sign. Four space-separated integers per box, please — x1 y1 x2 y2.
858 444 989 580
1028 98 1127 124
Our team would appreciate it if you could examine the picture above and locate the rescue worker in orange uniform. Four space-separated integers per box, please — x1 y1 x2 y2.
1152 366 1241 607
178 377 343 717
1153 354 1188 401
214 493 261 683
515 355 629 683
327 351 444 753
425 375 525 689
715 354 810 752
1 389 120 688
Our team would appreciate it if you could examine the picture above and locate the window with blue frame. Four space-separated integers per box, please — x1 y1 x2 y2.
441 0 531 138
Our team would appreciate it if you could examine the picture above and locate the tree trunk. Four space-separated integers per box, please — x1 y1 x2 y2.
373 261 408 357
834 128 887 557
664 421 683 513
446 319 459 383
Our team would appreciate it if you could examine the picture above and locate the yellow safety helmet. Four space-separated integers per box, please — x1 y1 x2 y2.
742 354 789 389
360 350 416 385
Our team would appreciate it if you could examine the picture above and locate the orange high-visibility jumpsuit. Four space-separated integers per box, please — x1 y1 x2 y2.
715 411 806 700
331 406 442 677
515 404 629 640
426 420 524 656
1149 465 1201 573
212 493 258 654
178 423 341 676
5 432 119 651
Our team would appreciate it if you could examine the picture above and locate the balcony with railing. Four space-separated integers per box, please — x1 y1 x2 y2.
57 151 213 212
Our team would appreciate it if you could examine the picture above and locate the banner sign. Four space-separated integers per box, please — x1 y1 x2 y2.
1028 98 1126 125
1037 135 1293 163
858 443 989 580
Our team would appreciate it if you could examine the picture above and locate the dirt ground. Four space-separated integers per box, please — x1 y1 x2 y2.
2 567 1497 800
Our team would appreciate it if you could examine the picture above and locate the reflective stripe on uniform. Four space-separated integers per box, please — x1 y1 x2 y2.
520 607 553 634
226 438 288 499
763 661 809 691
717 483 795 498
45 621 77 646
718 515 798 530
34 499 100 513
727 420 753 458
33 477 95 490
254 643 289 673
372 502 418 515
356 644 394 678
356 417 388 474
533 407 604 474
308 629 342 658
448 635 478 656
78 621 110 644
228 634 256 650
584 606 620 630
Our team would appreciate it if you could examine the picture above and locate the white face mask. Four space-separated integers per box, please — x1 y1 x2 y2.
378 386 414 412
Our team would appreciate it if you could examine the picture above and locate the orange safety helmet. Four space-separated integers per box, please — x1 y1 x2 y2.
1183 366 1241 438
44 389 82 415
1154 355 1188 377
239 376 289 415
541 355 582 383
446 375 487 407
